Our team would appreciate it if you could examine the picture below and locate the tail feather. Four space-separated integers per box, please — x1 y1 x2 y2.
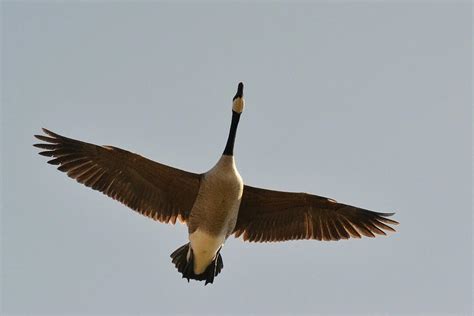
170 244 189 274
170 243 224 285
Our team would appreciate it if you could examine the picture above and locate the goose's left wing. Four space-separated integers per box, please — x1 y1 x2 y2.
34 128 200 224
234 185 398 242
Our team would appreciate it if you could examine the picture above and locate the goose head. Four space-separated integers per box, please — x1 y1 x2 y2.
223 82 244 156
232 82 245 113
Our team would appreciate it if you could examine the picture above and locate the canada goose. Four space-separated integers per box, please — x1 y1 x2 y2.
34 82 398 285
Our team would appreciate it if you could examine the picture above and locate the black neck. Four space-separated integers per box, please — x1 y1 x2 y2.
223 111 241 156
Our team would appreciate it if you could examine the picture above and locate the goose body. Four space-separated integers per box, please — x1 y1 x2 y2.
34 82 398 285
189 155 243 274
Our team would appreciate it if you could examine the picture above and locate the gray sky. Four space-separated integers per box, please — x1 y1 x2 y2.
2 1 472 315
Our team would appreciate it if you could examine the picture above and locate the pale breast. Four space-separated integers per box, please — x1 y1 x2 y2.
188 155 243 236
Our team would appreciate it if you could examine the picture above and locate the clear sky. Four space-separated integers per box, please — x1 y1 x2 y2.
2 1 472 315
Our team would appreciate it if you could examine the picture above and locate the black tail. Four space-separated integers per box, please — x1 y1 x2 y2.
170 243 224 285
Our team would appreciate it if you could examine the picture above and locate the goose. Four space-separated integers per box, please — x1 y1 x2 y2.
34 82 398 285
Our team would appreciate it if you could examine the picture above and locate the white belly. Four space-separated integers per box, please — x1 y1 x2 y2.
189 229 225 274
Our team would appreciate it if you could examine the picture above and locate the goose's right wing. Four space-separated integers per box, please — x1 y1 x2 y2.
34 128 201 224
234 185 398 242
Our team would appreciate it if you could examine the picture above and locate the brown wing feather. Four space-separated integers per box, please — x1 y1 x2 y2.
34 128 200 224
234 185 398 242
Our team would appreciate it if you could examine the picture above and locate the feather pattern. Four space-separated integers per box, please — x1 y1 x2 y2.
34 128 201 224
234 185 398 242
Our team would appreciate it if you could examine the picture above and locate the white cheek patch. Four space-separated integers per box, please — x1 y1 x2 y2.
232 98 245 113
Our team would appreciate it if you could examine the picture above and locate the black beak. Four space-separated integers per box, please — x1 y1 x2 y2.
233 82 244 100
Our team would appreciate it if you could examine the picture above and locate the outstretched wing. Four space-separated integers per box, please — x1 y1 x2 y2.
234 185 398 242
34 128 201 224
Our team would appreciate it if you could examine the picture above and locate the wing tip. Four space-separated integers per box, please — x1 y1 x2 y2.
34 128 60 144
378 211 396 216
377 212 399 225
41 127 54 136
